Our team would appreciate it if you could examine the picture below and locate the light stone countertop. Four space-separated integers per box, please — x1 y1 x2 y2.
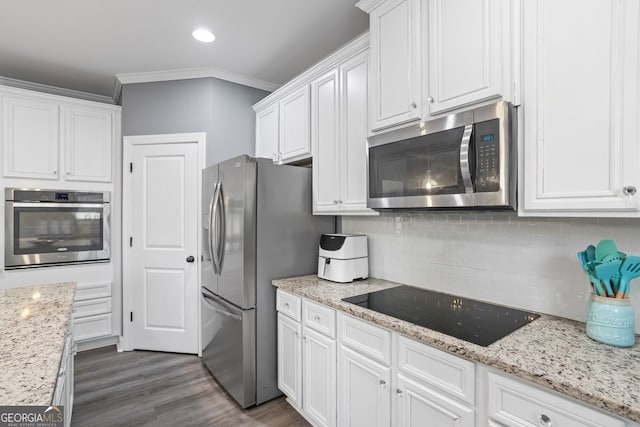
0 282 76 405
273 275 640 423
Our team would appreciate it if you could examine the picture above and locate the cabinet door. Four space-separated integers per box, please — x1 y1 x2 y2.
2 95 59 179
303 327 337 427
64 106 113 182
340 51 374 214
522 0 640 215
395 373 474 427
338 345 391 427
369 0 422 131
426 0 506 114
279 86 311 163
277 313 302 407
312 70 341 214
255 104 279 162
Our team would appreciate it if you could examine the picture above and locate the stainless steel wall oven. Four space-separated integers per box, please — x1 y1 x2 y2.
5 188 110 269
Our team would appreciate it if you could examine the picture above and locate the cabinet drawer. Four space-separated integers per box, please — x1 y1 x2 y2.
73 297 111 318
74 281 111 301
396 335 475 405
302 299 336 338
73 313 112 342
276 290 301 321
338 313 391 366
487 371 625 427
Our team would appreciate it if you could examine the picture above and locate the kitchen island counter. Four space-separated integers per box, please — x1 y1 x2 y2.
0 282 76 405
273 275 640 423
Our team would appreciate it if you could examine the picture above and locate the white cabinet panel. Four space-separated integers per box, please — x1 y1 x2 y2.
255 104 279 162
64 106 113 182
426 0 506 114
73 313 112 341
338 313 391 366
395 373 475 427
369 0 422 130
2 95 59 179
521 0 640 215
303 327 337 427
302 299 336 339
487 371 625 427
276 289 301 322
338 345 391 427
279 86 311 163
277 312 302 407
312 70 341 213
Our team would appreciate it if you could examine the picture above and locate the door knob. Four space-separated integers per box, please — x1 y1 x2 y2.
186 256 195 263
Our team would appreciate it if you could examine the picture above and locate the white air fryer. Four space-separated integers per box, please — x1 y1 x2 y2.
318 234 368 283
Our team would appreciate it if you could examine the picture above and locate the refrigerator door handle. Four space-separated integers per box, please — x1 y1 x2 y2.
211 181 222 274
218 182 226 272
202 292 242 321
206 183 216 268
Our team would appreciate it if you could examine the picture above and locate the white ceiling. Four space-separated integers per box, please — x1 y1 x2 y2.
0 0 369 102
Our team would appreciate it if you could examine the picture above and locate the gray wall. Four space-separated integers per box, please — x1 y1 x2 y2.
121 78 270 166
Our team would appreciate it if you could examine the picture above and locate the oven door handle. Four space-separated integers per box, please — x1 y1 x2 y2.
459 124 474 194
11 202 105 208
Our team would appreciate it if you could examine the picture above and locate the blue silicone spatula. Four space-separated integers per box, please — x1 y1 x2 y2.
616 256 640 298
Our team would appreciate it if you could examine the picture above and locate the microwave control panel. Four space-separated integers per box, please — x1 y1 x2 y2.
474 119 500 192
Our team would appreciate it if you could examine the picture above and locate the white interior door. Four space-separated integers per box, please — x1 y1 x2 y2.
129 140 199 354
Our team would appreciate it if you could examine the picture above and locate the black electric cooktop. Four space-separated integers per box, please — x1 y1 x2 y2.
342 286 539 347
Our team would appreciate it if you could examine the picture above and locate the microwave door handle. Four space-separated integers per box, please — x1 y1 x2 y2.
459 124 474 194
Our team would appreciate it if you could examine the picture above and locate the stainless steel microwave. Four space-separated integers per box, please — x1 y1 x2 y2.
367 101 516 210
4 188 111 269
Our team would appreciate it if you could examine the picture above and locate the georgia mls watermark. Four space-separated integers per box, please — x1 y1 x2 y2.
0 406 63 427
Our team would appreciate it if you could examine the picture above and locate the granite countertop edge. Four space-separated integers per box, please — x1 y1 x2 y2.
273 275 640 423
0 282 77 406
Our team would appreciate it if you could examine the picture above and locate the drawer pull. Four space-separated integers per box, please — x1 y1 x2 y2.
538 414 552 427
284 302 290 308
378 379 386 386
313 315 321 321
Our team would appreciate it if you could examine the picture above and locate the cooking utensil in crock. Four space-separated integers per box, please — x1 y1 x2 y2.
594 260 621 297
616 256 640 298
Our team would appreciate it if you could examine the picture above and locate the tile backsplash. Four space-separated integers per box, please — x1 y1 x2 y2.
342 212 640 332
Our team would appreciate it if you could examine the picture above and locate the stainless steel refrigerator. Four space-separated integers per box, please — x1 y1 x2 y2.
200 155 334 408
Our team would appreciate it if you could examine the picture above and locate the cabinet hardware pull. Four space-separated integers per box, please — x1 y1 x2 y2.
427 97 434 103
284 302 290 308
538 414 552 426
313 315 321 321
623 186 637 196
378 379 386 386
396 388 402 394
410 102 417 109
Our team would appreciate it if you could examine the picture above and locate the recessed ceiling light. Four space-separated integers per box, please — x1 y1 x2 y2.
192 29 215 43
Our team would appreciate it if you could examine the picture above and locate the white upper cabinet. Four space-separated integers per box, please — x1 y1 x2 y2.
368 0 423 131
64 105 113 182
255 104 279 162
312 70 341 213
359 0 512 131
521 0 640 216
279 86 311 164
426 0 508 115
1 86 120 184
254 85 311 165
312 42 377 216
2 95 60 179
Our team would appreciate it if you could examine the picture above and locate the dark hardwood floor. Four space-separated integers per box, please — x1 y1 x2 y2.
72 346 310 427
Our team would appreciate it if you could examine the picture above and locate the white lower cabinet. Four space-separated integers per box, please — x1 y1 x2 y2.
484 368 626 427
277 290 337 426
304 327 337 427
394 373 474 427
277 312 303 407
277 292 632 427
338 345 391 427
72 282 113 344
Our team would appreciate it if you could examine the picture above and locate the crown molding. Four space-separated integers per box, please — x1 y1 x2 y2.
0 76 116 105
115 66 281 98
